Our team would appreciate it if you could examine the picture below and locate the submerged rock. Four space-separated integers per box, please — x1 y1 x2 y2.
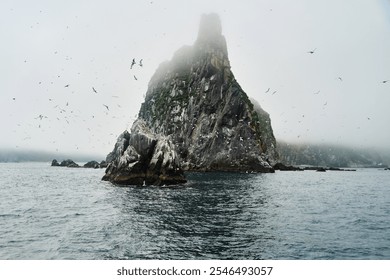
104 14 278 185
51 159 60 166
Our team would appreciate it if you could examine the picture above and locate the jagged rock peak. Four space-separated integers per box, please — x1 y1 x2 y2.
104 14 278 185
195 13 228 57
136 14 278 172
197 13 222 40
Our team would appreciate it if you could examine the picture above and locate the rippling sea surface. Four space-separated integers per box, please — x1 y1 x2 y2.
0 162 389 259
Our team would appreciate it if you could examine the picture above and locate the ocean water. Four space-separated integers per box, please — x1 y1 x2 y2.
0 162 389 260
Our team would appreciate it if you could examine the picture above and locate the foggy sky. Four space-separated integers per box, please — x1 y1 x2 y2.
1 0 390 158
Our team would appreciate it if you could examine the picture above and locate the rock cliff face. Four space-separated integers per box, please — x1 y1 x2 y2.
103 13 278 185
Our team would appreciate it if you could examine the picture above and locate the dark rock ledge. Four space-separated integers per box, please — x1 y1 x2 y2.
304 166 356 172
273 162 357 172
273 162 303 171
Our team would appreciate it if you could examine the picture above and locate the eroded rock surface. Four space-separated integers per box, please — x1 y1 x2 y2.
103 120 186 185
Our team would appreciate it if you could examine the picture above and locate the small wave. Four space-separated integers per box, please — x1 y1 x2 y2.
0 213 21 218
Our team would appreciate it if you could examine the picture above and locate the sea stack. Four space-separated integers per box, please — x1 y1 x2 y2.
103 13 278 185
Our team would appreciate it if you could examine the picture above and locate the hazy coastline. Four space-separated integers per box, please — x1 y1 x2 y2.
0 148 105 163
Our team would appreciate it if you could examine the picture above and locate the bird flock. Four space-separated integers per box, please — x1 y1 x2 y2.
262 48 389 141
6 5 389 154
10 52 144 154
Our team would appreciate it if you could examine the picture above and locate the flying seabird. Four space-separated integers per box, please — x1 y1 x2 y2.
314 90 320 95
382 80 389 83
134 75 138 81
265 88 270 93
35 114 47 120
338 77 343 81
131 58 136 69
103 104 109 111
308 48 317 54
92 87 97 93
139 59 143 67
64 84 70 87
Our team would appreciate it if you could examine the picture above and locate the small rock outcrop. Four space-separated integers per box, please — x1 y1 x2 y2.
316 167 327 172
102 120 186 185
104 14 278 185
52 159 107 168
59 159 79 167
84 161 100 169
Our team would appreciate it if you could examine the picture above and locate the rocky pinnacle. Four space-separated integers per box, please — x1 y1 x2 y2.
103 14 278 185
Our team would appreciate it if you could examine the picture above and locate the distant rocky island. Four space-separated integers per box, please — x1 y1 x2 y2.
277 142 390 169
51 159 107 169
102 14 278 186
0 149 104 163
